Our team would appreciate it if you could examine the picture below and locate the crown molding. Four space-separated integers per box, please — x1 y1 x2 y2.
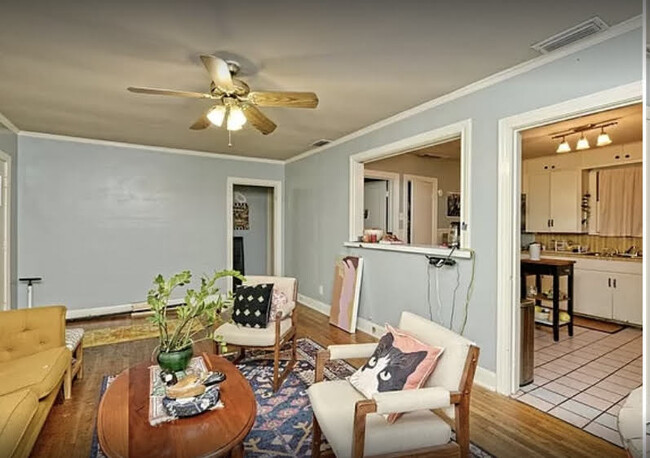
0 112 19 135
19 131 285 165
286 14 642 165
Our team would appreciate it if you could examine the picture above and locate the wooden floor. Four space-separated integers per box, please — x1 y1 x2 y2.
32 305 625 458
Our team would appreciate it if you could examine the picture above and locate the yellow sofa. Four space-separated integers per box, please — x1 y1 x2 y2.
0 306 72 458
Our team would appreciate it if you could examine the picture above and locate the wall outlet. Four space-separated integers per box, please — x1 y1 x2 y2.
319 285 324 295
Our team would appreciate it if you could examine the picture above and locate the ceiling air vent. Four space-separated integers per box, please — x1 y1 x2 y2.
311 139 332 147
531 17 608 54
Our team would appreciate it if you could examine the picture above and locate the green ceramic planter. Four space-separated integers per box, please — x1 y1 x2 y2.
157 345 193 372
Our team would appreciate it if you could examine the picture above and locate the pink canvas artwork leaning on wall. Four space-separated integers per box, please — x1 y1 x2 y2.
329 256 364 333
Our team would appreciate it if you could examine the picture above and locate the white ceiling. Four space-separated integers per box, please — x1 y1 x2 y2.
0 1 641 160
521 103 642 158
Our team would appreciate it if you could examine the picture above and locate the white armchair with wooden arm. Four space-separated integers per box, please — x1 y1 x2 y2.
308 311 480 458
215 276 298 392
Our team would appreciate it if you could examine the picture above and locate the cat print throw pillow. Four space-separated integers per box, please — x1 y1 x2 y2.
348 324 444 423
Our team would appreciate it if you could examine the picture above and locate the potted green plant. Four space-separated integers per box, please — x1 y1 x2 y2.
147 269 244 372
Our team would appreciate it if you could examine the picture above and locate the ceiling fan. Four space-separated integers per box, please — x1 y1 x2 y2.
127 55 319 138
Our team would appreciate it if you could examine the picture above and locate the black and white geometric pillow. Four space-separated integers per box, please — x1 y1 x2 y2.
232 283 274 328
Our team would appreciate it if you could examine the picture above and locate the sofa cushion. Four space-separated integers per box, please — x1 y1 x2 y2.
308 379 451 457
217 318 292 347
0 389 38 458
0 306 66 363
0 347 71 399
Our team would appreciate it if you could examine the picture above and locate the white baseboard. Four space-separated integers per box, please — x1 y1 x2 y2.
298 293 497 390
474 367 497 391
66 298 184 320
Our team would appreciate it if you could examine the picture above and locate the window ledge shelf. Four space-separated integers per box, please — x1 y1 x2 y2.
343 242 472 259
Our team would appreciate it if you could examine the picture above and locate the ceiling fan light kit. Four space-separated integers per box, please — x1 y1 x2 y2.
551 119 617 154
127 54 319 146
206 105 226 127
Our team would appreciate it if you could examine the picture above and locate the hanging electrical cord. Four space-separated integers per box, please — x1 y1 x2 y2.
448 262 461 329
459 249 476 335
426 262 433 321
435 268 443 324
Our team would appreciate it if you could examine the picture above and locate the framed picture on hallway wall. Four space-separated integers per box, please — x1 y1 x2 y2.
329 256 364 333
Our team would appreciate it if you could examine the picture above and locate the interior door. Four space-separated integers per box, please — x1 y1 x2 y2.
410 177 437 245
550 170 581 233
364 180 388 231
526 172 550 232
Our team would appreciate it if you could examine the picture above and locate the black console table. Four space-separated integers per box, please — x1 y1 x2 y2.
521 258 575 342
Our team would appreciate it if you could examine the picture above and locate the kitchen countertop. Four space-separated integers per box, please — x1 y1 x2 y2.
521 250 642 263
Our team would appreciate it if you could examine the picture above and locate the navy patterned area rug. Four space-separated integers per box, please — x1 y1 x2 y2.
91 338 492 457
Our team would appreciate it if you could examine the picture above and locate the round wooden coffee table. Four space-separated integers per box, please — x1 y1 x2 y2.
97 353 256 457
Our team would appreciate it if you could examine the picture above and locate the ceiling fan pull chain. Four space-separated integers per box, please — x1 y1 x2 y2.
228 130 232 147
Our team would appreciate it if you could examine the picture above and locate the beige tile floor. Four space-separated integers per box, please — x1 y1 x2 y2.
513 324 642 447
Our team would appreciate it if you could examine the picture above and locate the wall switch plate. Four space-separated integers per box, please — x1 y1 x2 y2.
319 285 324 295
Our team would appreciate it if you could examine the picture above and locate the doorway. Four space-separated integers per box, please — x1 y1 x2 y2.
404 175 438 245
226 178 282 291
496 83 642 447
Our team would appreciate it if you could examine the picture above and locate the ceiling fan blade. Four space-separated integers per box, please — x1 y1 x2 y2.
127 86 213 99
200 55 235 93
247 91 319 108
242 104 277 135
189 113 211 130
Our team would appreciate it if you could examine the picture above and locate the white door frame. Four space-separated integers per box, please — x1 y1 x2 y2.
495 81 641 395
349 119 472 248
363 169 400 236
0 150 10 311
403 174 438 245
226 177 283 291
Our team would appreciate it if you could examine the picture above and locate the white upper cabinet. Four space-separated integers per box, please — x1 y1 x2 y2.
580 141 642 169
523 141 641 234
526 170 582 233
549 170 582 233
526 172 551 232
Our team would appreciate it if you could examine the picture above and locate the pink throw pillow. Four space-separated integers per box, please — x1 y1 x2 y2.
349 324 444 423
269 289 289 321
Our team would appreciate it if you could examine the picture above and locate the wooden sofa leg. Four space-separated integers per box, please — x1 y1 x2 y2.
312 415 322 457
64 364 72 400
77 343 84 380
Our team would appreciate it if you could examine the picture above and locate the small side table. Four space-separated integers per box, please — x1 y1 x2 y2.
521 258 575 342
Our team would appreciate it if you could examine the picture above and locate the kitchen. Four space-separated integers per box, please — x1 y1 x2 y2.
514 103 642 446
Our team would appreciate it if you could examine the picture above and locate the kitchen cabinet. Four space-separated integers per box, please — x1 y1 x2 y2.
573 270 612 318
612 273 643 324
526 170 582 233
573 262 642 326
523 254 642 326
580 142 642 169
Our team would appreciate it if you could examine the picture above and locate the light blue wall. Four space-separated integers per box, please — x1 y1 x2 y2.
0 124 18 307
233 185 271 276
285 29 643 372
17 136 283 311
